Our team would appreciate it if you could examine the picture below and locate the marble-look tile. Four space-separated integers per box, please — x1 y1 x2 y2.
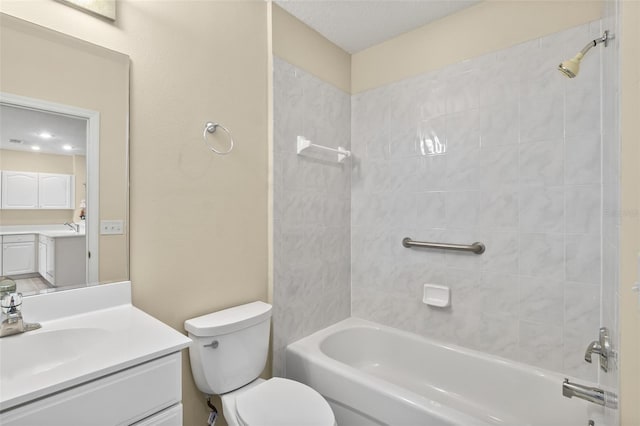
519 92 564 144
519 233 565 279
519 276 565 326
480 272 519 317
444 191 479 230
414 192 446 229
565 85 601 139
566 234 601 285
519 186 565 233
479 101 519 147
565 133 601 185
479 231 519 273
565 185 601 235
446 109 480 149
564 282 600 332
445 147 481 190
478 188 519 231
445 68 479 114
519 140 564 186
478 146 519 188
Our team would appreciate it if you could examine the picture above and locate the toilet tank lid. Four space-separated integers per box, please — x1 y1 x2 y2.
184 301 272 337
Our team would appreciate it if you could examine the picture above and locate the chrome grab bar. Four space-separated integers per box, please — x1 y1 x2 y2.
402 237 486 254
562 379 618 408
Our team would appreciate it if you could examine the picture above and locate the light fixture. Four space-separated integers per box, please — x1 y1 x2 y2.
31 145 41 151
38 131 53 139
62 144 73 151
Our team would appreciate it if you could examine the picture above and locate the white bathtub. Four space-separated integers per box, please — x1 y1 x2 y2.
286 318 604 426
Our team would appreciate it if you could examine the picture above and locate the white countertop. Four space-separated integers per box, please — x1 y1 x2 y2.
0 224 85 239
0 282 191 412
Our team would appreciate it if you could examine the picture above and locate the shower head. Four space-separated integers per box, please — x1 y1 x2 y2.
558 30 609 78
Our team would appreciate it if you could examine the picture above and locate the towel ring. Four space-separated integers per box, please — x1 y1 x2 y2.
203 121 234 155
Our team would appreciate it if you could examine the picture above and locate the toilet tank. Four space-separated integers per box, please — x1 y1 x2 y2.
185 301 272 395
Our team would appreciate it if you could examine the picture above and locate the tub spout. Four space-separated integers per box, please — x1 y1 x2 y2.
562 379 618 409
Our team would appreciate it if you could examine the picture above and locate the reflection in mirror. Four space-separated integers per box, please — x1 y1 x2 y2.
0 13 130 296
0 99 98 295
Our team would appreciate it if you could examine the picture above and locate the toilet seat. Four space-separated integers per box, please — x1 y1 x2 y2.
234 378 335 426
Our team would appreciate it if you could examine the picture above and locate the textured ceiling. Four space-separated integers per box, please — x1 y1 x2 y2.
0 104 87 156
276 0 481 54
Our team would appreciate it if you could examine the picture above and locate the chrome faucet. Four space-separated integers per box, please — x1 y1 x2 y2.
562 379 618 409
0 292 41 338
64 222 80 232
585 327 614 372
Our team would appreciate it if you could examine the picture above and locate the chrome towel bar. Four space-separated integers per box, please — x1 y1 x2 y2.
402 237 486 254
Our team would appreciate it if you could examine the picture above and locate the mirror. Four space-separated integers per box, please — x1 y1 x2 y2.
0 13 129 295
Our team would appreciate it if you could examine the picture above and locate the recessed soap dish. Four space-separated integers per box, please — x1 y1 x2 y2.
423 284 450 307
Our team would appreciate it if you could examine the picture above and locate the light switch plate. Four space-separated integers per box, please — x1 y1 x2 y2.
100 220 124 235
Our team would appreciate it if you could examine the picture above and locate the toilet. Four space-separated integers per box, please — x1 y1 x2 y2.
185 301 336 426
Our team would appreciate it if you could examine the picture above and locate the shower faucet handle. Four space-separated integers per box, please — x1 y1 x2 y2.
584 327 615 372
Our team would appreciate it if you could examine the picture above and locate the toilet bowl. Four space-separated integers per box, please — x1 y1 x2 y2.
185 301 335 426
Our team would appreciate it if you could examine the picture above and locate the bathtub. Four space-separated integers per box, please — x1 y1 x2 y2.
286 318 604 426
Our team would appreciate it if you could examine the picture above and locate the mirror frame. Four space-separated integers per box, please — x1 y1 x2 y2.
0 91 100 284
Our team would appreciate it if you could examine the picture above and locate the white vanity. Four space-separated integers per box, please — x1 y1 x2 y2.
0 281 191 425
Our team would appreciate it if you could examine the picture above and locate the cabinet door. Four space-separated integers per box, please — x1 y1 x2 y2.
38 241 47 278
1 353 182 426
38 173 74 209
1 171 38 209
2 242 36 275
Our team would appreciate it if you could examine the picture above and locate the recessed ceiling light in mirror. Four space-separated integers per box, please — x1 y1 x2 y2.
63 144 73 151
38 131 53 139
31 145 41 151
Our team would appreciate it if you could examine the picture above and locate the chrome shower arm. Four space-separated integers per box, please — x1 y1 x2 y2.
580 30 609 55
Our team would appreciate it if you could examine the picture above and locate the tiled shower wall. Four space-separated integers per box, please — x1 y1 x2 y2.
350 21 606 381
272 57 351 376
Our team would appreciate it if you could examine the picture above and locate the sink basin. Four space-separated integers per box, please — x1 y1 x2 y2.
0 328 110 381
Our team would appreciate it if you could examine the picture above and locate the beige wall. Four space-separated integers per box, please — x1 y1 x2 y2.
352 0 603 93
0 149 75 225
620 0 640 423
0 2 269 425
0 15 129 284
272 4 351 93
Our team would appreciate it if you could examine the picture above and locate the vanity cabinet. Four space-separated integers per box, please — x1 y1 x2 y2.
1 234 36 276
0 171 74 210
0 352 184 426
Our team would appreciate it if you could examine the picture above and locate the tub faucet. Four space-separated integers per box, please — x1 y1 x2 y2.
64 222 79 232
0 292 41 338
584 327 614 372
562 379 617 409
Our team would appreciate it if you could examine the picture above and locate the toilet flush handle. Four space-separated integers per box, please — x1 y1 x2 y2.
204 340 219 349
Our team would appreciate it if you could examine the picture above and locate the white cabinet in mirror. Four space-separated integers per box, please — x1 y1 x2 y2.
1 171 75 209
